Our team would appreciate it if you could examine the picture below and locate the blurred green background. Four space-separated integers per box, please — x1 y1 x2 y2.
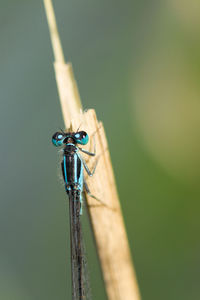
1 0 200 299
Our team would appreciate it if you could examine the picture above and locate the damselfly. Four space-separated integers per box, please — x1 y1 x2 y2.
52 129 98 300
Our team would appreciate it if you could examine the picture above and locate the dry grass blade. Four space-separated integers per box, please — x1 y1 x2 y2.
43 1 141 299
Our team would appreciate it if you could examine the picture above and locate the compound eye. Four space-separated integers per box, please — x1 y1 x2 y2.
52 132 65 146
74 131 89 145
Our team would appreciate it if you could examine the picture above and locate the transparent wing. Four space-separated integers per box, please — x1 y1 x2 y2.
68 190 91 300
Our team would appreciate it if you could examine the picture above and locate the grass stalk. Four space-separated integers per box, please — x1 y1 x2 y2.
43 1 141 299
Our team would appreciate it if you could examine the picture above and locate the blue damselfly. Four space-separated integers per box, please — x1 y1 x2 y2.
52 129 98 300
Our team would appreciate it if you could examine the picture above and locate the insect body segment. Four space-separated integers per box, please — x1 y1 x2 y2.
62 144 84 214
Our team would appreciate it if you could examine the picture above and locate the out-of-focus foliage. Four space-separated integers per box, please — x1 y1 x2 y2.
0 0 200 299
